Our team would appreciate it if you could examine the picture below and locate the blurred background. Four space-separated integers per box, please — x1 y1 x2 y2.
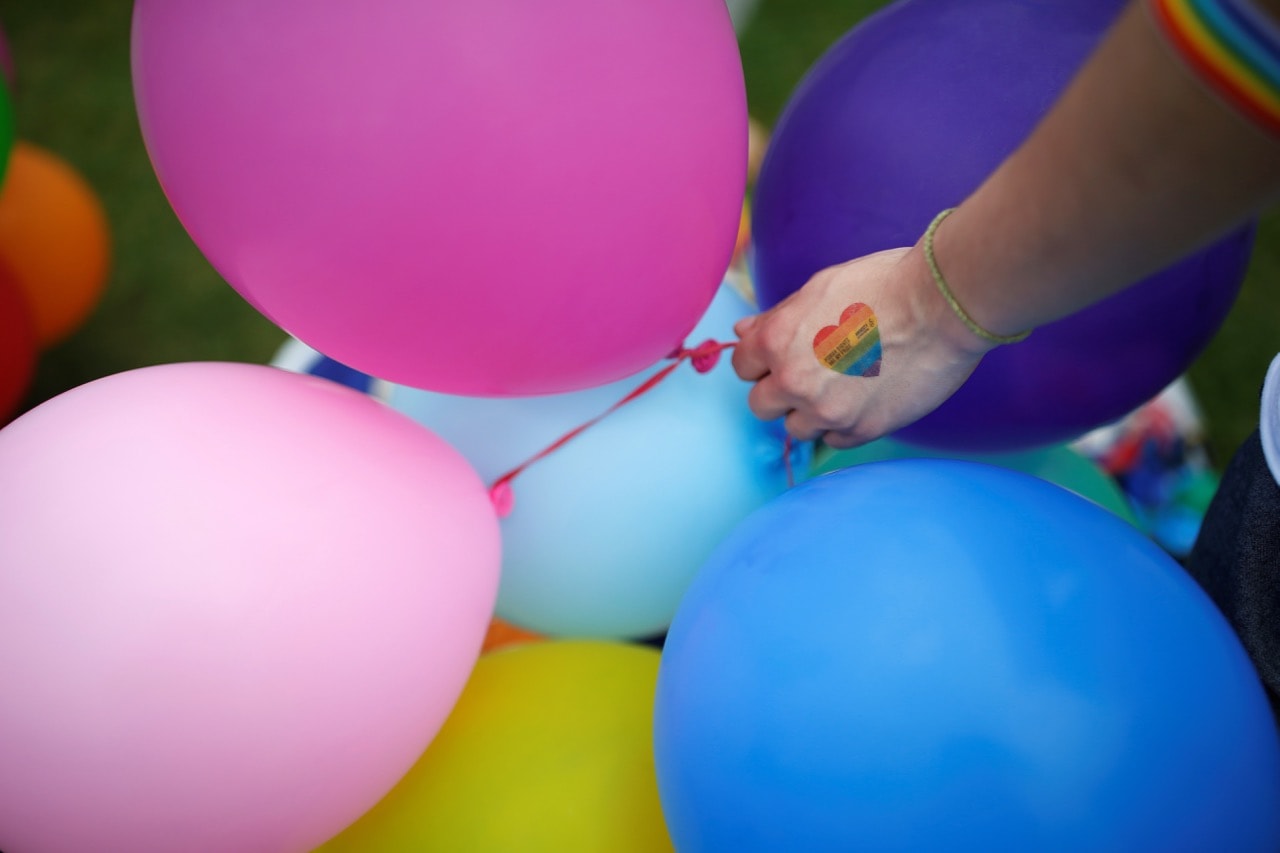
3 0 1278 465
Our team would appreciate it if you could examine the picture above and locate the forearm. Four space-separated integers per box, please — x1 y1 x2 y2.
928 0 1280 340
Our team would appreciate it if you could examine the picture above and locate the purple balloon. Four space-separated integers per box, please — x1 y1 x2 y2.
752 0 1253 452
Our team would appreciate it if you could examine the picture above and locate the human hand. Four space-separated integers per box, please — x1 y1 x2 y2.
732 246 993 449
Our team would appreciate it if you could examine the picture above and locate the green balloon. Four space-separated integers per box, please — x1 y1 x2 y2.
813 438 1138 526
0 79 12 186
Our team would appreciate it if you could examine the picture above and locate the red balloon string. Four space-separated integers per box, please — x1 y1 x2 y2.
488 339 738 518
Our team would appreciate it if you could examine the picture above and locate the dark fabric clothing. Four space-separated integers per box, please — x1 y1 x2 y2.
1187 429 1280 709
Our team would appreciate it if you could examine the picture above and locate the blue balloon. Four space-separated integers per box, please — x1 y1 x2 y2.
655 460 1280 851
389 285 808 639
269 337 376 395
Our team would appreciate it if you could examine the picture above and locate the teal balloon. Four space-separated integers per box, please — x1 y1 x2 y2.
388 285 804 639
814 437 1138 526
656 460 1280 851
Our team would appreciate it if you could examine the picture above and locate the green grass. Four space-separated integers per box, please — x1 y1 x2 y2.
6 0 1277 464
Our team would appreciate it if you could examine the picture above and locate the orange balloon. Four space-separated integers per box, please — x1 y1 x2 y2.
747 117 770 185
0 142 110 347
733 202 751 264
481 617 542 654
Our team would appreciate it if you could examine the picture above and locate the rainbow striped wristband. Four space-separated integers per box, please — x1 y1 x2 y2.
1149 0 1280 136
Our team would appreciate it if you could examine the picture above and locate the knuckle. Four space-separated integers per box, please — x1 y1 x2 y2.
758 319 792 356
773 366 809 398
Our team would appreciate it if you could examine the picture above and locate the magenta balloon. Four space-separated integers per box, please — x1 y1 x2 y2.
0 363 500 853
751 0 1252 451
132 0 746 395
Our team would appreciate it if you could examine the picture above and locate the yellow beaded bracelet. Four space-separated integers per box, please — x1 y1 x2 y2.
923 208 1031 346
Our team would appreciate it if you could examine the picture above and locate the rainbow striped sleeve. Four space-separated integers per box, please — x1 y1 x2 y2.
1149 0 1280 136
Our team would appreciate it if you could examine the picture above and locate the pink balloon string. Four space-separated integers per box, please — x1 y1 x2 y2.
488 339 739 518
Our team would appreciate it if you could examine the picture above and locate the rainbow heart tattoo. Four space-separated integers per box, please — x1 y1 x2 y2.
813 303 882 377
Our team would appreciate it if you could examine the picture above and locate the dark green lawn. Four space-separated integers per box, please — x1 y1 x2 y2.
6 0 1276 464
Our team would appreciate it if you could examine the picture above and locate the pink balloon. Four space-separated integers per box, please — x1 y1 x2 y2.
0 363 500 853
131 0 746 395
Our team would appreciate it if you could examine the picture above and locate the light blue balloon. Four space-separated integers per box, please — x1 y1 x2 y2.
655 460 1280 851
388 285 805 639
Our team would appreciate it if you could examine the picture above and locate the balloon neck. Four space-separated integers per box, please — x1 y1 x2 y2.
489 480 514 519
669 338 730 374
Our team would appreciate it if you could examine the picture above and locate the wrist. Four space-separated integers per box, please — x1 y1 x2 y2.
923 208 1034 351
897 240 1000 361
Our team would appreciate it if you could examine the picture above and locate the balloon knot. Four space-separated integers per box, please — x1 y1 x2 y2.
689 339 724 374
489 481 514 519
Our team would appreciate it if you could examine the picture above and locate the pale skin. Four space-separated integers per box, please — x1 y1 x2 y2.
733 0 1280 449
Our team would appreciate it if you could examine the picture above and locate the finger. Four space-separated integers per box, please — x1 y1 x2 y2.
747 374 796 422
731 318 772 382
733 314 759 338
784 409 827 443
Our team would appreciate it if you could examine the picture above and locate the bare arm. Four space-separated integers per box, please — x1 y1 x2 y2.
938 0 1280 337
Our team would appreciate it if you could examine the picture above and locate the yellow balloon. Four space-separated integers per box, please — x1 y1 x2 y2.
318 641 672 852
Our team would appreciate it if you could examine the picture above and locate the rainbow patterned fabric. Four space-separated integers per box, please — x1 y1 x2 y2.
1150 0 1280 136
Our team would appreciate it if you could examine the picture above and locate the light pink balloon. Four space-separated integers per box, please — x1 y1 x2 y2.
0 363 500 853
131 0 747 396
